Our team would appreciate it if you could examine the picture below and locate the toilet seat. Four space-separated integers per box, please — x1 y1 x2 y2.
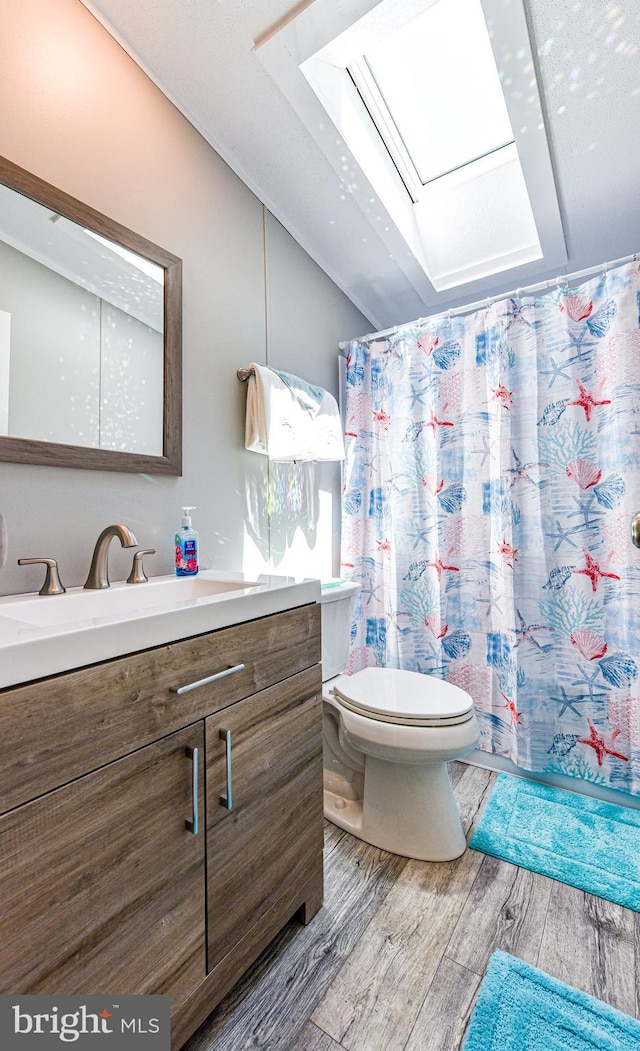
331 667 474 727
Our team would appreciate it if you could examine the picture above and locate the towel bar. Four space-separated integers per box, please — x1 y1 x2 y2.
237 367 255 382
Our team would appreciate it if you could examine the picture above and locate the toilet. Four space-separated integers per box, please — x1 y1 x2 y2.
320 581 480 861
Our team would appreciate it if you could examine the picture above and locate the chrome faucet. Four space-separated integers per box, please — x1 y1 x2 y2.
84 524 138 590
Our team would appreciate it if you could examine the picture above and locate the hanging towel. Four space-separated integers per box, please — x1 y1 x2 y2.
244 363 345 462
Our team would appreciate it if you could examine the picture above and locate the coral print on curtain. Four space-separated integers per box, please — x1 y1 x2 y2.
342 259 640 794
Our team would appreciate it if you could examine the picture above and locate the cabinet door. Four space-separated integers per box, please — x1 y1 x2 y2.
0 724 205 1007
205 666 323 971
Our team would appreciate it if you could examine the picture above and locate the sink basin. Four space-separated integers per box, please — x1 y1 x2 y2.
1 574 261 628
0 569 319 693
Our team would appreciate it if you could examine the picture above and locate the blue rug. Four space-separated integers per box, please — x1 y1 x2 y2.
470 773 640 911
463 950 640 1050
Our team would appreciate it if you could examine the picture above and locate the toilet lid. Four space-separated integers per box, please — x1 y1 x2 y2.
331 668 474 727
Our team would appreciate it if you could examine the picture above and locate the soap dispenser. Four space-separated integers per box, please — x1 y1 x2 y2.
175 506 199 576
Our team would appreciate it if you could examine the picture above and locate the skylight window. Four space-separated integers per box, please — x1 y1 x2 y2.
257 0 566 307
355 0 515 188
341 0 543 288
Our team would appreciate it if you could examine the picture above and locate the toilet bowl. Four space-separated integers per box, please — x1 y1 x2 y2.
320 582 479 861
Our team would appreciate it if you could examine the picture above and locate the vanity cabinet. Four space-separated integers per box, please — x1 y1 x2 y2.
0 602 323 1049
206 670 323 973
0 724 206 1005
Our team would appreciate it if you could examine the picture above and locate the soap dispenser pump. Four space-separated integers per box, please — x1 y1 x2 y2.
175 506 199 576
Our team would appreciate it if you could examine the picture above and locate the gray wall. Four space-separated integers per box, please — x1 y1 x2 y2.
0 0 369 596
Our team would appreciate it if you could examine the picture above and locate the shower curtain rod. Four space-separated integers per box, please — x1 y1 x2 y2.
338 251 638 349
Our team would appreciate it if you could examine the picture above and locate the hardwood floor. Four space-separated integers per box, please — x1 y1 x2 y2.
184 763 640 1050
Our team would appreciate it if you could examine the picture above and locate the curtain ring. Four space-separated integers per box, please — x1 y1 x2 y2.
516 287 524 303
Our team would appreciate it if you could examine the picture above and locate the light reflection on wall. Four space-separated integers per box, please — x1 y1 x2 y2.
242 460 335 582
497 0 639 157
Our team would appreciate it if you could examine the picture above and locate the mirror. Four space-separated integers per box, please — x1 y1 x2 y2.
0 156 182 474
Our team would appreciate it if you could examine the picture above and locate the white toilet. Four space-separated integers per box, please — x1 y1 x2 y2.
320 581 480 861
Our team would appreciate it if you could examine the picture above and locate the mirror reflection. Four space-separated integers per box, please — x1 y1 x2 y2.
0 182 165 455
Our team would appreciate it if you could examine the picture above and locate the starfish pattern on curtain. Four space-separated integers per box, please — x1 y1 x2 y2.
341 259 640 794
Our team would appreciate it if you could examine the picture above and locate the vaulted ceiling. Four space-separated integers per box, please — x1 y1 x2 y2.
80 0 640 330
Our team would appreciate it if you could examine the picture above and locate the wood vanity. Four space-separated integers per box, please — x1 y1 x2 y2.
0 598 323 1048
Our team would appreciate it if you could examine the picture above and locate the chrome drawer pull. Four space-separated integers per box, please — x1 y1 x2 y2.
186 746 199 835
220 729 233 810
171 663 245 695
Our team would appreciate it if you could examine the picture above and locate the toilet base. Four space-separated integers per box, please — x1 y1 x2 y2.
323 758 467 862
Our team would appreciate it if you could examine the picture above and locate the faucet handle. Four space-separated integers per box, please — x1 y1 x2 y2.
18 557 66 596
127 548 156 585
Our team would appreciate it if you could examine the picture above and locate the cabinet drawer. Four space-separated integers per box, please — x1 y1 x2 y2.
0 603 320 813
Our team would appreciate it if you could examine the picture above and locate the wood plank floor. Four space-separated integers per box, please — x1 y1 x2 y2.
184 763 640 1051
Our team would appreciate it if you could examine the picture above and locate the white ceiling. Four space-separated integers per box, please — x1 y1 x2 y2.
80 0 640 331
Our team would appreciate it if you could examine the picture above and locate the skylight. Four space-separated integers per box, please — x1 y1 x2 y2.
257 0 567 308
338 0 544 289
354 0 515 188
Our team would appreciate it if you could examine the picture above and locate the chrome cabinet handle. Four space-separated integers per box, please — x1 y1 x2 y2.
632 514 640 549
186 746 199 835
219 729 233 810
170 663 245 695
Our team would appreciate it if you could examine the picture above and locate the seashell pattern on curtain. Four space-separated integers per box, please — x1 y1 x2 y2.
341 259 640 794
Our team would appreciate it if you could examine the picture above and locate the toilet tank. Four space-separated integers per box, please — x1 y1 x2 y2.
319 580 360 681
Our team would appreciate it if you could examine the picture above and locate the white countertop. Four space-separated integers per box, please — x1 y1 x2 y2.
0 570 320 690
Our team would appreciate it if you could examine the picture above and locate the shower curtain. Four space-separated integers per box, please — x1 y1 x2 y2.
342 259 640 794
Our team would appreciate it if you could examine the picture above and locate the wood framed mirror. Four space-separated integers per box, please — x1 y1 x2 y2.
0 155 182 474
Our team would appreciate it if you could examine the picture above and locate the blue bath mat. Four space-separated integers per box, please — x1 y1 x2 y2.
463 950 640 1050
470 773 640 911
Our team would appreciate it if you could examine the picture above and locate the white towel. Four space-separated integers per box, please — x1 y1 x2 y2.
244 363 344 462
